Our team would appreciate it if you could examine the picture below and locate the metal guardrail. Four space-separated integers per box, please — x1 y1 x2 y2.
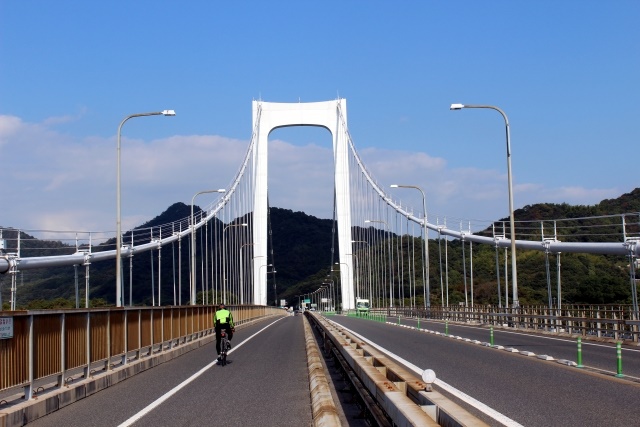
307 312 489 427
384 305 640 343
0 305 281 405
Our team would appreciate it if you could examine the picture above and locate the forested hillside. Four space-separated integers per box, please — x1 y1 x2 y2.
2 189 639 309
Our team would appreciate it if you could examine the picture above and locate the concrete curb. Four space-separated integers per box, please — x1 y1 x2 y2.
302 315 342 427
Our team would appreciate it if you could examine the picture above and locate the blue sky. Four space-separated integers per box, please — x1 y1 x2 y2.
1 1 638 236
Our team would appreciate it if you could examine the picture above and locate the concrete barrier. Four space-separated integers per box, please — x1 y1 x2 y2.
302 315 342 426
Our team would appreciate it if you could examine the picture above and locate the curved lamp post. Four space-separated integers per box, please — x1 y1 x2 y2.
116 110 175 307
450 103 518 307
190 189 225 305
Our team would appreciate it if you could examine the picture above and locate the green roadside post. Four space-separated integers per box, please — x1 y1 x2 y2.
398 315 401 325
445 320 449 336
490 325 494 346
615 342 624 378
577 337 584 368
417 317 420 330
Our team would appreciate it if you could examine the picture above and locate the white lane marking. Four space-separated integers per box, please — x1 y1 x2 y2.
118 317 285 427
328 318 524 427
393 318 640 381
410 319 640 353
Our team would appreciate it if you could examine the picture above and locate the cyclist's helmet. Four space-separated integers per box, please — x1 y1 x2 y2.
219 303 226 309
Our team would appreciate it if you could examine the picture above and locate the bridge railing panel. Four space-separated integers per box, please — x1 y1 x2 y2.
90 311 108 363
127 311 140 355
65 313 87 371
109 311 125 358
141 310 152 348
33 314 61 380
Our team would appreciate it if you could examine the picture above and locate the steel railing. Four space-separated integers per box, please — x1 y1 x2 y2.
380 304 640 342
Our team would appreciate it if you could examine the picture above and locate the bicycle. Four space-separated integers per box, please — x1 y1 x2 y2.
219 328 230 366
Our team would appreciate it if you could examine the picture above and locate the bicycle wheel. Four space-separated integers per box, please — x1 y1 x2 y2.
221 338 228 366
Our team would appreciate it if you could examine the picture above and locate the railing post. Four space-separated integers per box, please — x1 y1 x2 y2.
122 309 128 366
107 310 111 370
84 311 90 379
138 309 142 359
25 314 34 400
60 312 66 389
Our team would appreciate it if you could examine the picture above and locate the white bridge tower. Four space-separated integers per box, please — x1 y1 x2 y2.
251 99 355 309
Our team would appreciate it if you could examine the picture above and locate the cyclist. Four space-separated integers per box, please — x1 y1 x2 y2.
215 303 234 363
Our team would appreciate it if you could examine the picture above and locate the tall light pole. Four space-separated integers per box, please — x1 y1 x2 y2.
191 189 225 305
450 103 518 307
390 184 430 309
222 223 248 304
116 110 175 307
323 280 334 312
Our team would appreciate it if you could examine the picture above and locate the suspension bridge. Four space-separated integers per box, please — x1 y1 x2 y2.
1 99 640 426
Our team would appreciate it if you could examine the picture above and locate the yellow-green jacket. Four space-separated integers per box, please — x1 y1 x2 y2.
215 308 234 328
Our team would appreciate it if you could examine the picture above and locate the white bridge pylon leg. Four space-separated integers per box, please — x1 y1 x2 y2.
251 99 355 309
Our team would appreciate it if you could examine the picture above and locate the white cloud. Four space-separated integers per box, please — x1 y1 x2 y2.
0 115 632 238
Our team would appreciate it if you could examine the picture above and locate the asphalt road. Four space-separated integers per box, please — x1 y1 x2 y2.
330 315 640 427
28 315 313 427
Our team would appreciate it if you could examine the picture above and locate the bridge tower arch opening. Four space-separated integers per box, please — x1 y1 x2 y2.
252 99 355 309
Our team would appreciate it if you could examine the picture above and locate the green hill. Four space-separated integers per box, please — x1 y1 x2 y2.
2 189 639 309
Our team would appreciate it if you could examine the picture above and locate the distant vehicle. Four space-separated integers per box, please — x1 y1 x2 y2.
356 298 370 314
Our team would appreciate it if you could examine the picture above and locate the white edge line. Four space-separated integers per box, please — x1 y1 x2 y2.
327 318 524 427
118 317 285 427
410 319 640 353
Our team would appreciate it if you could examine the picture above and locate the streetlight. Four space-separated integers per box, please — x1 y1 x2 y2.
318 285 328 311
365 219 393 308
191 189 225 305
450 103 518 307
116 110 175 307
390 184 430 309
222 223 248 304
323 277 335 312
